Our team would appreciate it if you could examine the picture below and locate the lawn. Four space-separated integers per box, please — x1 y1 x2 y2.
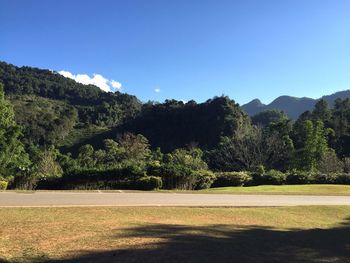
201 184 350 195
1 206 350 262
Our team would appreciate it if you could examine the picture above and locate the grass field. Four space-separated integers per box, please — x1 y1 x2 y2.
1 206 350 262
201 184 350 195
6 184 350 196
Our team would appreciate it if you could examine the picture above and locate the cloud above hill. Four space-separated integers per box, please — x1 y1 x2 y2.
58 70 122 92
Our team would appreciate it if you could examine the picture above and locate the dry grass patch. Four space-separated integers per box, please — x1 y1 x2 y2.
0 206 350 262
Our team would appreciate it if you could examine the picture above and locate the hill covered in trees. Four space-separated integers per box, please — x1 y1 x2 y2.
0 61 250 152
242 91 350 119
1 61 350 191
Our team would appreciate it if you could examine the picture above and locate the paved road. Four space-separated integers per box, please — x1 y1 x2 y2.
1 191 350 207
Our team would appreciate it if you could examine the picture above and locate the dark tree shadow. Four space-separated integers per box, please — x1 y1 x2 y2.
4 218 350 263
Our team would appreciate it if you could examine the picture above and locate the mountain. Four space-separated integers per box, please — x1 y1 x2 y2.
241 99 265 116
0 61 142 146
242 90 350 119
3 60 350 153
62 97 251 153
0 61 142 126
0 61 250 153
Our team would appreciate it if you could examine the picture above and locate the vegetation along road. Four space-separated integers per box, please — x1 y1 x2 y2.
1 191 350 207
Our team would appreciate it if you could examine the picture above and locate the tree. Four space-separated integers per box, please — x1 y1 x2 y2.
329 98 350 156
77 144 96 168
0 83 30 178
293 120 329 171
318 149 343 173
33 147 63 179
116 133 151 163
251 109 287 127
170 147 208 171
312 99 331 123
207 126 294 171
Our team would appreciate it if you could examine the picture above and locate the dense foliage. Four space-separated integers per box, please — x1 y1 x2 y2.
2 61 350 190
0 61 142 128
0 83 30 181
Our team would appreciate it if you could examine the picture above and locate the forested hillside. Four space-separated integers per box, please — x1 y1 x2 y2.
67 96 250 153
1 61 350 191
0 61 142 127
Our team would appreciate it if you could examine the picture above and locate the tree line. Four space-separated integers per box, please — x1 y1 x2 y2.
1 80 350 190
1 61 350 190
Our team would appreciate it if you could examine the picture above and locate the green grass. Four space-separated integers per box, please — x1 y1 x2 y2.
201 184 350 195
1 206 350 262
4 184 350 196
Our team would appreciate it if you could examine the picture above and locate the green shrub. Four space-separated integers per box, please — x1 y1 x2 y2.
193 170 216 190
36 167 149 190
136 176 163 190
250 165 265 176
286 170 314 184
159 164 195 190
261 170 286 185
312 173 337 184
336 173 350 184
213 172 252 187
0 180 8 190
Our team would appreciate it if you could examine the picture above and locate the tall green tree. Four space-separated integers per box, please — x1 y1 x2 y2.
330 98 350 156
0 83 30 178
312 99 331 123
293 120 329 171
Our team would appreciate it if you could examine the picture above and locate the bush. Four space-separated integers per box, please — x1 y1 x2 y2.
250 165 265 176
286 170 314 184
36 167 149 190
0 180 8 190
193 170 216 190
261 170 286 185
312 173 338 184
159 164 195 190
318 150 343 173
136 176 162 190
336 173 350 184
213 172 252 187
39 176 162 191
12 172 39 190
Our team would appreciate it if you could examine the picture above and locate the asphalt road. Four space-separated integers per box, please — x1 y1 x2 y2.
1 191 350 207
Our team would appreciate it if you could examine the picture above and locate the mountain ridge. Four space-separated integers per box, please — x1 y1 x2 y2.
242 90 350 119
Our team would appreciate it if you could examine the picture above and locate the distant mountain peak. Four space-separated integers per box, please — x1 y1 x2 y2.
249 99 265 106
241 99 265 116
242 90 350 119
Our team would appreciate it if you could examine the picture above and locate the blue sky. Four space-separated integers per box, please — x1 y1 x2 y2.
1 0 350 104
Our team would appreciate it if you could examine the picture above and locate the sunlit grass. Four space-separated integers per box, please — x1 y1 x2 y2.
1 206 350 262
202 184 350 195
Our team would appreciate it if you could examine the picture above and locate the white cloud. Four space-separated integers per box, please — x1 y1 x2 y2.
154 88 161 93
110 80 122 90
59 70 74 79
58 70 122 92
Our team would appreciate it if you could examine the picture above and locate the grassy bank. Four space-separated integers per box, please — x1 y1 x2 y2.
4 184 350 196
201 184 350 195
1 206 350 262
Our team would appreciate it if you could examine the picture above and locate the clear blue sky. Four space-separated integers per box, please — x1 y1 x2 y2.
1 0 350 104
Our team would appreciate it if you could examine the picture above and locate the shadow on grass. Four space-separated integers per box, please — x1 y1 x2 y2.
5 218 350 263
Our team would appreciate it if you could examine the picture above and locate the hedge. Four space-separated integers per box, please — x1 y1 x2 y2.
212 172 252 187
286 171 314 184
192 170 216 190
37 167 162 190
253 169 286 185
